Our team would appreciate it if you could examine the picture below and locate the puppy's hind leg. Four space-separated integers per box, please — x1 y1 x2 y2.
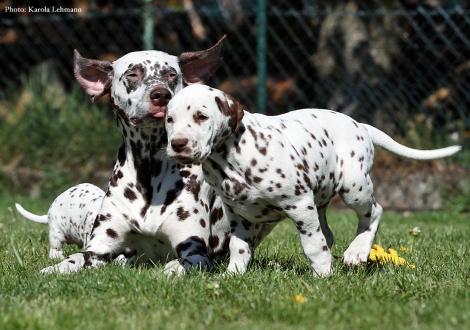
340 173 383 266
47 224 66 259
318 203 334 249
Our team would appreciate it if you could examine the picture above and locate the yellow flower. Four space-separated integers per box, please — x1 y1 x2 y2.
369 244 415 268
399 246 409 252
294 294 307 304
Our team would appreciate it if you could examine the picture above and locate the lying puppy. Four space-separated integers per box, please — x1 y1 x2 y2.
165 84 461 276
41 38 231 274
15 183 104 259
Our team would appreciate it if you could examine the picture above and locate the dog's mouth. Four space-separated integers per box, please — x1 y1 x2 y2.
168 149 204 164
130 109 166 126
170 154 197 164
148 105 167 118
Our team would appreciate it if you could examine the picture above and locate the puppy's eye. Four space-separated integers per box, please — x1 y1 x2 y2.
127 73 138 78
168 72 177 78
166 116 173 124
197 114 208 121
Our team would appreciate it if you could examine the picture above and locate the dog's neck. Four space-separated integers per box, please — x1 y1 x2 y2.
117 115 168 171
106 102 172 210
203 127 251 195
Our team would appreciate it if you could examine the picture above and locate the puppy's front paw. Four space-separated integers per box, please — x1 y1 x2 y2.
163 259 186 276
40 261 79 274
40 254 85 274
113 254 128 266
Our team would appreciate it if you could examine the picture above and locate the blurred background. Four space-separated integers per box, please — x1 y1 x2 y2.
0 0 469 210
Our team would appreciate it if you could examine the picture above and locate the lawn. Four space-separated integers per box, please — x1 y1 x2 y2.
0 195 469 330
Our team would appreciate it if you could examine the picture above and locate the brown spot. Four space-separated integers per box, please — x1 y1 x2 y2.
106 228 118 238
177 206 190 220
210 235 220 248
124 187 137 201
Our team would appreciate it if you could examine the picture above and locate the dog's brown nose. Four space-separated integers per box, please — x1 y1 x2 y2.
150 88 172 106
171 138 189 153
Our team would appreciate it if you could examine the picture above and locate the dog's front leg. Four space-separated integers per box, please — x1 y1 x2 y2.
225 216 261 275
164 236 214 276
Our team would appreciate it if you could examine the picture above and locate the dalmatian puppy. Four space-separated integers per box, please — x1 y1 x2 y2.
15 183 104 259
165 84 461 276
41 38 231 274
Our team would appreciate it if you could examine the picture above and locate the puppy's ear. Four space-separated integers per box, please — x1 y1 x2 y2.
74 50 113 102
215 93 244 134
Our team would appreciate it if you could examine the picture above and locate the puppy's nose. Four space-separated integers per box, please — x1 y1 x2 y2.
150 88 172 106
171 138 189 153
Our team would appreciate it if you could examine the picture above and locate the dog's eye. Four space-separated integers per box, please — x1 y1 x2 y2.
127 73 138 78
197 114 208 121
168 72 177 78
166 116 173 124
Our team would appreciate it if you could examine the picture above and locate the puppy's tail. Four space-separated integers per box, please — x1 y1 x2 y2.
363 124 461 160
15 203 48 224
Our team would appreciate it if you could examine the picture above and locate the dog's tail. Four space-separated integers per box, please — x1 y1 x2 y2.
363 124 461 160
15 203 48 224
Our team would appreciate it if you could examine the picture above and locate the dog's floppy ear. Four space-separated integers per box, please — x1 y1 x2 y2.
215 92 244 134
178 35 226 85
74 50 113 102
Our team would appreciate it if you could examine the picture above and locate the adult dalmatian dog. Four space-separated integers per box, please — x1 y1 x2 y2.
16 183 104 260
165 84 461 276
41 38 231 274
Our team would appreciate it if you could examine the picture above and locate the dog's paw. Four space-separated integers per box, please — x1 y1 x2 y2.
40 265 57 274
342 247 370 266
49 249 65 260
40 262 79 274
113 254 128 266
40 255 85 274
310 265 333 277
343 236 374 266
163 259 186 276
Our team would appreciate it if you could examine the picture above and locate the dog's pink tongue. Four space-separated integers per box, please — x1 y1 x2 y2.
153 112 165 118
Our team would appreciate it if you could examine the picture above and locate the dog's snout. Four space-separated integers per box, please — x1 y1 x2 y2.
150 88 172 105
171 137 189 153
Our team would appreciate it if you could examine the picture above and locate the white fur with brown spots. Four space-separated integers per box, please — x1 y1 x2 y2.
165 84 461 276
16 183 104 259
41 38 231 274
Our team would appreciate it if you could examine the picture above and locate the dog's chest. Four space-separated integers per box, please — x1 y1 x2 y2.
202 164 286 223
107 157 210 235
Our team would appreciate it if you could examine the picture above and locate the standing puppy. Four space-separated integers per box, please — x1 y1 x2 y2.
42 38 231 274
165 84 461 276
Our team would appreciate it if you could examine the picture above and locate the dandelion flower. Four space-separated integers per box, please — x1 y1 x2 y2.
294 294 307 304
369 244 415 268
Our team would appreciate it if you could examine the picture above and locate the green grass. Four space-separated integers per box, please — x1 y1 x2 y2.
1 73 469 329
1 197 469 330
